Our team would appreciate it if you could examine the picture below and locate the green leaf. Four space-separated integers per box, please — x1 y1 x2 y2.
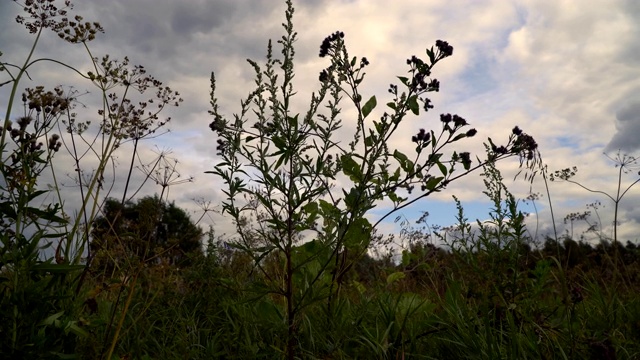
352 280 366 294
426 47 435 64
33 263 85 273
41 311 64 326
318 199 338 217
67 322 89 338
386 102 397 110
344 217 372 251
0 201 17 220
386 271 405 285
397 76 410 86
362 96 377 118
26 207 67 223
364 135 374 147
340 154 362 182
452 133 467 142
401 250 411 267
424 176 443 191
407 95 419 115
437 161 447 176
343 187 361 211
393 150 414 173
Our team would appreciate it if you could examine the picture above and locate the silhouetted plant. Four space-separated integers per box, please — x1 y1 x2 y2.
1 0 181 357
207 1 539 358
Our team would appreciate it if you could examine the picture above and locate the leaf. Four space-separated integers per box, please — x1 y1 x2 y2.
362 96 377 118
303 201 319 216
452 133 467 142
426 47 435 64
397 76 410 86
343 187 361 211
386 271 405 285
33 263 85 273
407 95 419 115
66 322 89 338
41 311 64 326
393 150 414 173
352 280 367 295
424 176 443 191
386 102 397 110
437 161 447 176
401 250 411 267
364 135 374 147
344 217 372 250
340 154 362 182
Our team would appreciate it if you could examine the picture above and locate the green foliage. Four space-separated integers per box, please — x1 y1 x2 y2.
1 0 179 357
90 196 203 276
207 1 538 358
3 1 640 359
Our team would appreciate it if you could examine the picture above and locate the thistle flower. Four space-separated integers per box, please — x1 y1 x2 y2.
435 40 454 57
452 115 467 127
440 113 452 124
319 31 344 57
512 126 522 135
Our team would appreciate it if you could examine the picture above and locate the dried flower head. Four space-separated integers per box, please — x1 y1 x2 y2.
435 40 454 57
319 30 344 57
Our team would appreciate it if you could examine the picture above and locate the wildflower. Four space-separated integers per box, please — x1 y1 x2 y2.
412 128 430 143
440 113 452 124
512 126 522 135
452 115 467 127
17 116 32 130
459 152 471 169
422 98 434 111
466 128 477 137
48 134 62 151
435 40 454 57
428 79 440 92
319 31 344 57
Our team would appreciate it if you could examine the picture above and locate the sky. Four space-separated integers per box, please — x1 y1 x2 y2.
2 0 640 248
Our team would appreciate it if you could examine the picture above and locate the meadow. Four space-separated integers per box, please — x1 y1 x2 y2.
1 1 638 359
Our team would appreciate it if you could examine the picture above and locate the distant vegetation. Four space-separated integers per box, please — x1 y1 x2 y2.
1 1 638 359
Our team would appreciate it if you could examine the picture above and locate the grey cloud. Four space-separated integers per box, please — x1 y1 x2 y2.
170 1 236 36
606 98 640 153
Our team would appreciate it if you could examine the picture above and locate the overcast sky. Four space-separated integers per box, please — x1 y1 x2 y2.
2 0 640 246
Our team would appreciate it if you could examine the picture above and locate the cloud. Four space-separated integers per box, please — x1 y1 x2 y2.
3 0 640 248
606 98 640 152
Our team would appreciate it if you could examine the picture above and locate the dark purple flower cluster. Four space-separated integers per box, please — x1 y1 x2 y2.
491 143 508 155
422 98 434 111
48 134 61 152
435 40 454 57
512 132 538 160
411 128 431 143
406 55 426 68
440 113 467 127
428 79 440 92
319 31 344 57
209 116 225 133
